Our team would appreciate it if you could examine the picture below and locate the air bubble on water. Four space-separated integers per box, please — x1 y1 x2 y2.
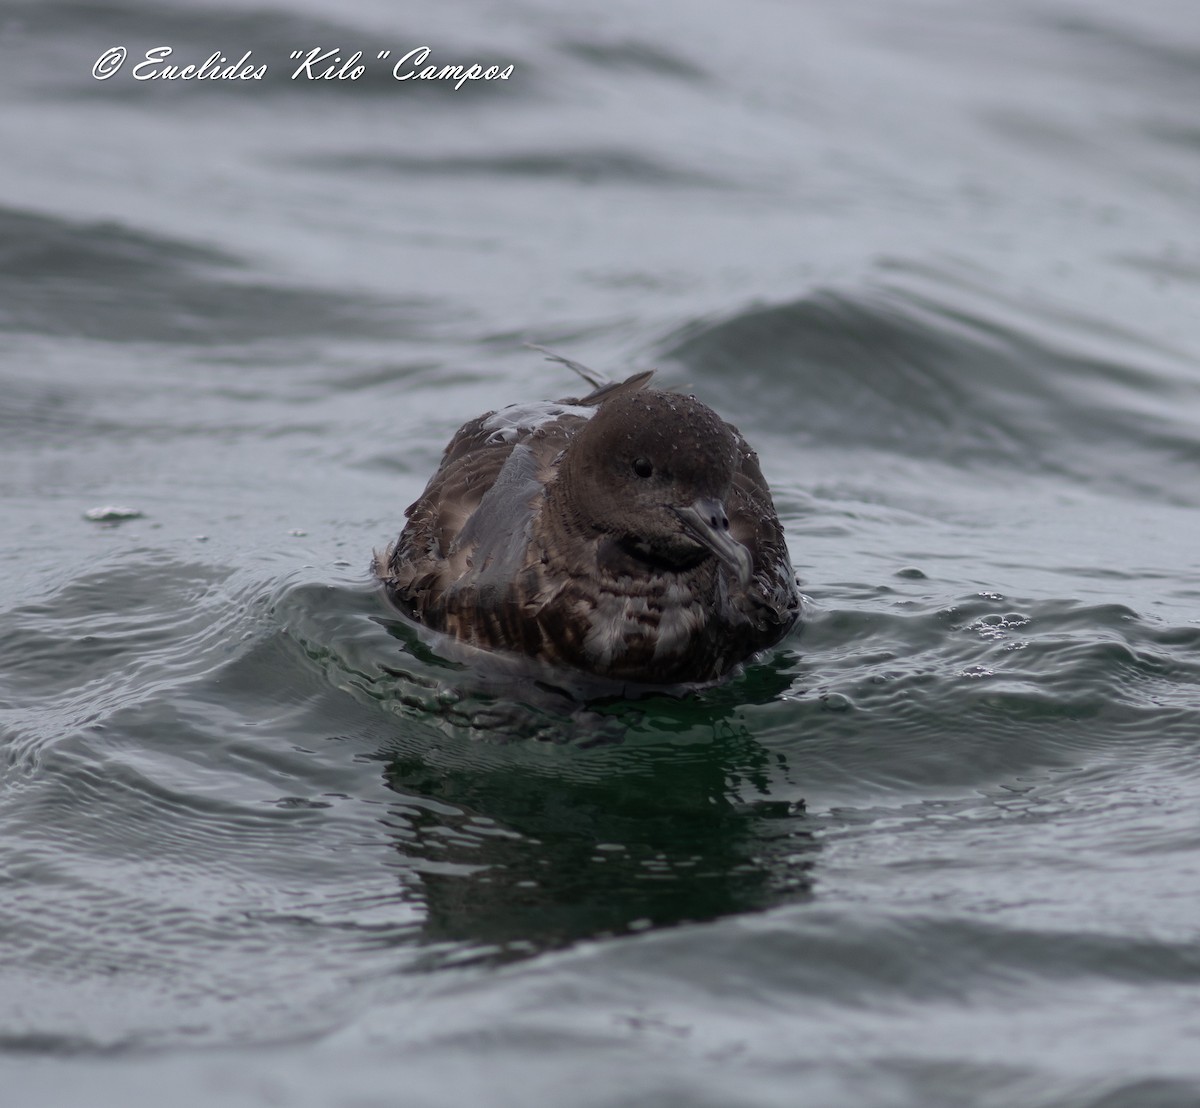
960 665 993 678
970 613 1031 640
83 505 143 523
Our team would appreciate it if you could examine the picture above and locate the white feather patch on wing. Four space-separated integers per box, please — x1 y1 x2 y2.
482 402 595 444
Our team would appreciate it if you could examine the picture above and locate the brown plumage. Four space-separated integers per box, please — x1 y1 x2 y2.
374 371 799 685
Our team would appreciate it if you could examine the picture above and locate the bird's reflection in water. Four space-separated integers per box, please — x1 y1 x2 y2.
373 653 817 966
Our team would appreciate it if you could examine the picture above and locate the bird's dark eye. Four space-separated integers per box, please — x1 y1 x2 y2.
632 457 653 479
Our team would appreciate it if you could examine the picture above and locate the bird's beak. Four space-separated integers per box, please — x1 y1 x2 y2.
672 498 753 587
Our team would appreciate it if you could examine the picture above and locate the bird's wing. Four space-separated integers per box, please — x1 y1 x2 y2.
379 402 590 606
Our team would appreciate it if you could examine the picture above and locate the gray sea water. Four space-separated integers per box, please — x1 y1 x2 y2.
3 0 1200 1105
